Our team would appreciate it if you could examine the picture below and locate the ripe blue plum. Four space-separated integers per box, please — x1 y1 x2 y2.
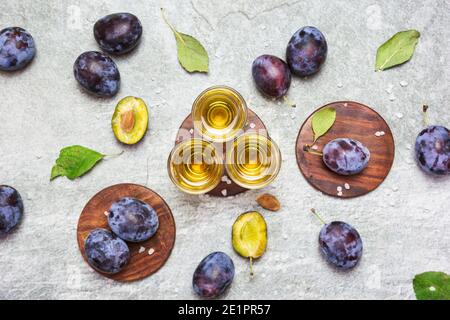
94 13 143 55
252 55 291 99
0 185 24 235
415 125 449 176
108 197 159 242
319 221 363 269
73 51 120 97
286 26 327 77
84 228 130 274
322 138 370 175
0 27 36 71
193 252 235 298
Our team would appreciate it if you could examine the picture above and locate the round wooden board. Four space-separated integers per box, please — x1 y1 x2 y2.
296 101 395 198
77 183 176 282
175 109 267 197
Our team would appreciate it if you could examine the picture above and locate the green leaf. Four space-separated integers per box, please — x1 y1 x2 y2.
161 8 209 73
413 271 450 300
50 145 104 181
375 30 420 71
175 33 209 73
311 107 336 143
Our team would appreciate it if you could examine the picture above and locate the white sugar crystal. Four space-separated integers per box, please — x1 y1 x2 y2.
148 248 155 255
343 103 348 107
389 94 396 101
337 186 343 192
399 80 408 87
249 123 256 129
392 186 399 192
396 112 404 119
337 191 343 197
103 211 109 216
311 145 319 150
221 175 228 182
344 183 350 190
226 180 232 185
385 84 393 94
138 246 145 254
337 83 343 88
221 189 227 197
189 128 194 134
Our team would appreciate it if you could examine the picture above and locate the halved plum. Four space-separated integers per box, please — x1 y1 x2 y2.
112 96 148 144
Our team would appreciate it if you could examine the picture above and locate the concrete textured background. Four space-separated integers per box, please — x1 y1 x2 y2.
0 0 449 300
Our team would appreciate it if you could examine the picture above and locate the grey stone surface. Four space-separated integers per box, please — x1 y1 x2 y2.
0 0 449 300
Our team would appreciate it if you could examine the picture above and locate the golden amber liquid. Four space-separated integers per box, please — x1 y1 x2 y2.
226 134 281 189
192 86 247 142
168 139 223 194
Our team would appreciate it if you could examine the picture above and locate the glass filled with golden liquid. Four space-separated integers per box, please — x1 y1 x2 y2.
168 139 224 194
225 133 282 189
192 86 248 142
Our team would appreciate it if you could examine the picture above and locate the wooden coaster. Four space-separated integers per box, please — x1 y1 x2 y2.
175 109 267 197
296 101 395 198
77 183 176 281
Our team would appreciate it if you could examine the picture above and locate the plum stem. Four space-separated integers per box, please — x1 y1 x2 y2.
310 208 326 225
422 105 429 127
303 145 323 156
104 150 124 158
283 96 296 108
161 8 185 45
249 257 254 277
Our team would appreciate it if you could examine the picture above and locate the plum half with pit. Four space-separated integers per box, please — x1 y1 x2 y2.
112 96 149 145
193 252 235 298
73 51 120 97
94 13 143 55
107 197 159 242
252 55 291 99
0 27 36 71
286 26 327 77
322 138 370 175
415 125 449 176
0 185 24 235
84 228 130 274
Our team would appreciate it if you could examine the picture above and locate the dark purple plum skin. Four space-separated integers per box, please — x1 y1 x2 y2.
319 221 363 269
415 125 449 176
0 185 24 235
94 13 142 55
84 228 130 274
322 138 370 175
252 55 291 99
73 51 120 97
0 27 36 71
193 252 235 298
108 197 159 242
286 26 327 77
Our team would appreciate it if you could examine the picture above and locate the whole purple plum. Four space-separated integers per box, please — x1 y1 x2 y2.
94 13 142 55
415 125 449 176
252 54 291 99
0 27 36 71
322 138 370 175
286 26 327 77
319 221 363 269
73 51 120 97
